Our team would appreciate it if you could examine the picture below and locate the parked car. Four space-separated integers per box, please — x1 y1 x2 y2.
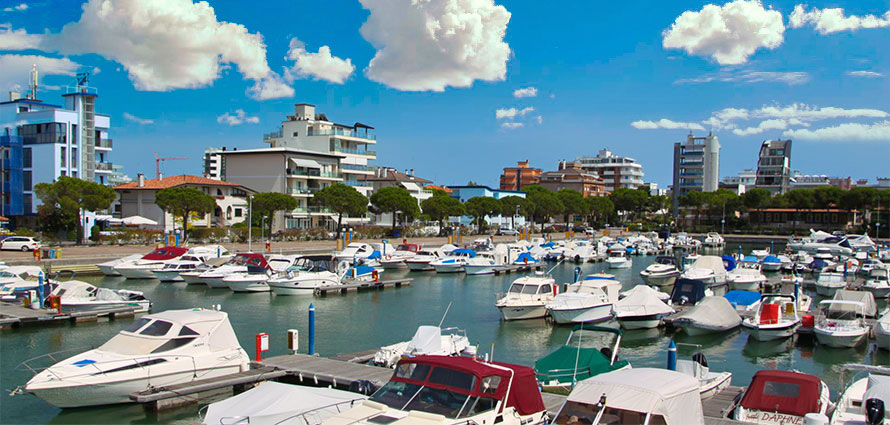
0 236 41 252
572 225 588 233
497 227 519 236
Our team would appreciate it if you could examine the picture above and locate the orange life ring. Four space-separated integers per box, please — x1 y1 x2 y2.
385 255 392 261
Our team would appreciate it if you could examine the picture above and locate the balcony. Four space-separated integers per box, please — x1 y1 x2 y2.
95 162 113 171
288 187 320 195
263 129 283 140
332 146 377 157
286 169 342 179
95 139 113 149
290 206 333 214
344 180 371 188
309 128 376 141
340 164 374 172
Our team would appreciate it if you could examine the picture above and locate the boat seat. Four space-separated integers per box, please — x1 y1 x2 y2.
760 303 780 325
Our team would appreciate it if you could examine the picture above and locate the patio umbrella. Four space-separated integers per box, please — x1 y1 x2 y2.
121 215 158 226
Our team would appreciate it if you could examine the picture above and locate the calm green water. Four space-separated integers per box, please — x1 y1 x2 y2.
1 243 887 425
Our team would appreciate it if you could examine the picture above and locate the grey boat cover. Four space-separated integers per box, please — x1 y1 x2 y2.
832 290 879 318
202 382 366 425
673 296 741 330
863 374 890 417
615 286 674 318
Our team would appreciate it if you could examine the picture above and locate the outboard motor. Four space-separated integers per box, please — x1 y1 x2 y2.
865 398 885 425
350 379 377 396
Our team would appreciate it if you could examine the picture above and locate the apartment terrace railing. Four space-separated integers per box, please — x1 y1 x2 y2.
264 129 283 139
309 128 376 140
340 164 374 172
332 147 377 157
286 169 342 178
290 206 333 214
95 162 114 171
95 139 113 148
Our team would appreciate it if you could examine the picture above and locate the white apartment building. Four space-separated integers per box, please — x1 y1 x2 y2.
202 147 225 180
361 167 433 225
575 149 644 191
0 79 114 216
262 104 376 197
672 132 720 214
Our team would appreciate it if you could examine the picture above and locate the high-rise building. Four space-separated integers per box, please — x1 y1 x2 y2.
755 139 792 194
499 160 541 191
672 132 720 214
575 149 644 191
203 147 225 180
0 70 114 219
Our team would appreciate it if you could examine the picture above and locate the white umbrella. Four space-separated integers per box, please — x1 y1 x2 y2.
121 215 158 226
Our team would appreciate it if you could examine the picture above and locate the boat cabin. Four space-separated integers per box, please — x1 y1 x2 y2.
653 256 678 267
141 246 189 261
507 277 553 296
97 309 243 357
735 370 827 424
670 279 707 306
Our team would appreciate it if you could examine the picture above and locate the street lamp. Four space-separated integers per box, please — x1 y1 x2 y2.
721 201 726 234
247 195 253 252
261 216 267 242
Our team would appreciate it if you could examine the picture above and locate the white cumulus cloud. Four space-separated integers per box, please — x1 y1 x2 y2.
662 0 785 65
513 87 537 98
496 106 534 120
0 54 80 91
123 112 154 125
284 38 354 84
0 24 42 50
3 3 28 12
754 103 888 121
46 0 286 99
217 109 259 126
359 0 511 91
847 70 884 78
732 119 789 136
631 119 705 131
790 5 890 34
782 121 890 142
501 122 524 130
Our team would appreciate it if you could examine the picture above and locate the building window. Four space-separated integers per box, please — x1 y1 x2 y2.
292 131 298 137
234 208 243 217
72 171 77 178
61 146 67 167
23 147 32 168
23 170 32 191
61 171 66 177
217 188 223 196
71 147 77 166
23 194 32 212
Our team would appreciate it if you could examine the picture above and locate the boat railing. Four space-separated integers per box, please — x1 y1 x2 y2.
16 346 95 376
18 350 203 381
270 398 368 425
537 365 593 381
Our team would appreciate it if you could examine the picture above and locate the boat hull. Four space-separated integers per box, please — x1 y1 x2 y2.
861 285 890 299
606 259 631 269
405 261 433 271
268 278 340 296
152 271 184 282
814 328 867 348
116 267 160 279
97 264 121 276
225 280 271 293
742 321 799 342
498 304 547 321
700 372 733 399
618 314 662 330
203 277 229 289
675 320 735 336
180 273 206 285
432 264 464 273
815 283 845 297
465 266 497 275
641 272 678 287
548 303 613 325
379 260 407 270
761 263 782 272
729 280 762 292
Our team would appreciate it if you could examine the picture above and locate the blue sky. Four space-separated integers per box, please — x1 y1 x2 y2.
2 0 888 188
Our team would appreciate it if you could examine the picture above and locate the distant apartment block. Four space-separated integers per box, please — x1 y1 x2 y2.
262 103 376 197
499 160 541 191
575 149 644 191
0 71 114 223
755 139 792 194
203 147 225 180
720 169 756 194
538 161 607 197
361 167 433 225
672 133 720 214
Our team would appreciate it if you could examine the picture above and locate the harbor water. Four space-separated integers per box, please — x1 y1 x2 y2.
1 242 887 424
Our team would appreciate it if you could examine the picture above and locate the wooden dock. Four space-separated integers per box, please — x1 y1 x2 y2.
0 302 140 329
314 278 412 295
493 263 543 275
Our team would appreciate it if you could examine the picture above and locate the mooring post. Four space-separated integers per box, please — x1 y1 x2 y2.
667 340 677 371
308 303 316 355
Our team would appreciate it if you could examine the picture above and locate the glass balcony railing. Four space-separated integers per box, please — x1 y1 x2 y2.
344 180 371 187
332 147 376 157
264 129 283 139
286 169 342 178
309 128 376 140
95 162 113 171
340 164 374 172
291 206 333 214
95 139 113 148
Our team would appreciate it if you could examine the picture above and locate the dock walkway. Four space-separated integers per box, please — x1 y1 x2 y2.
0 302 139 328
315 278 412 295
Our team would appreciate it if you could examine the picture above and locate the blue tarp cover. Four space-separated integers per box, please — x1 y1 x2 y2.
762 255 781 264
725 290 762 306
722 255 738 271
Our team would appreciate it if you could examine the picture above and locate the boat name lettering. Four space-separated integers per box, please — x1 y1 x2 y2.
758 412 802 425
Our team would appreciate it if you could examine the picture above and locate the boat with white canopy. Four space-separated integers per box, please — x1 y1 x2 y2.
200 382 367 425
671 296 741 336
614 285 674 329
372 325 475 368
814 300 870 348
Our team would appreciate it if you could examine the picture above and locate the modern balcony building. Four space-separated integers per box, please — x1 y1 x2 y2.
361 167 433 225
0 71 115 225
672 132 720 215
262 103 376 197
499 160 541 191
755 139 793 194
575 149 644 191
538 161 608 197
202 147 225 180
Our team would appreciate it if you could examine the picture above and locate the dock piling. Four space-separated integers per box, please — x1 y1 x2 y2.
308 304 316 355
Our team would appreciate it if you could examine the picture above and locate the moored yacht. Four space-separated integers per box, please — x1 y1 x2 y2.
464 251 501 275
200 253 271 288
47 280 151 313
733 370 832 425
0 266 46 300
741 294 801 341
404 244 456 271
546 274 621 324
267 257 341 295
814 271 848 297
605 246 632 269
97 254 142 276
614 284 675 329
23 308 250 408
495 274 556 321
113 247 189 279
830 364 890 425
377 243 420 270
704 232 725 247
862 267 890 299
372 325 475 368
671 296 741 336
726 257 767 291
224 255 299 292
535 325 630 394
430 249 476 273
152 248 230 282
814 300 870 348
640 255 681 287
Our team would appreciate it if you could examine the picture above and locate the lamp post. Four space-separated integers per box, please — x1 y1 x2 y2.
0 145 7 218
721 201 726 234
261 216 267 242
515 204 520 231
248 195 253 252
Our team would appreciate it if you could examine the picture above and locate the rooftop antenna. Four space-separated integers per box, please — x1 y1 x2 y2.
76 72 90 89
29 64 38 100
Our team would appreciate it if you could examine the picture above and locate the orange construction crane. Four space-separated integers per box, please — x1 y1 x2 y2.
154 152 188 179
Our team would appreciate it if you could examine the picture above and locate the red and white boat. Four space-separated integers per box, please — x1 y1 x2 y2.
733 370 832 425
112 247 189 279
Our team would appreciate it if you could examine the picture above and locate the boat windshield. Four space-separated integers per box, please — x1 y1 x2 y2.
509 284 524 293
553 401 666 425
655 257 675 266
369 364 489 419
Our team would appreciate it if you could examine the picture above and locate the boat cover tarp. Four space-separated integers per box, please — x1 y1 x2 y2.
566 368 704 425
142 247 188 260
670 279 707 306
809 259 830 270
864 374 890 416
449 248 476 258
740 370 823 417
692 256 728 279
762 255 782 264
534 345 629 385
202 382 366 425
405 326 441 353
831 290 878 317
514 252 537 263
673 297 741 329
724 291 762 308
621 284 670 301
722 255 737 271
615 286 674 318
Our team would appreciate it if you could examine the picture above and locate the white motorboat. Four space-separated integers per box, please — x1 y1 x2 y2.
741 294 801 341
47 280 151 313
372 325 475 368
113 246 189 279
671 296 741 336
430 248 476 273
830 364 890 425
724 290 762 313
464 251 501 275
224 255 298 292
201 253 274 288
377 243 420 270
614 284 674 329
788 229 855 257
760 255 783 272
563 240 597 263
179 257 231 285
97 254 142 276
404 244 455 271
875 311 890 351
669 278 711 307
495 273 556 320
322 355 549 425
267 257 342 296
733 370 831 425
814 300 870 348
552 368 704 425
0 266 46 300
815 271 848 297
640 255 681 287
605 246 632 269
675 352 733 399
152 254 219 282
23 308 250 408
750 248 770 261
547 274 620 324
862 267 890 299
704 232 725 247
201 382 367 425
727 258 767 291
333 242 376 262
681 255 728 286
